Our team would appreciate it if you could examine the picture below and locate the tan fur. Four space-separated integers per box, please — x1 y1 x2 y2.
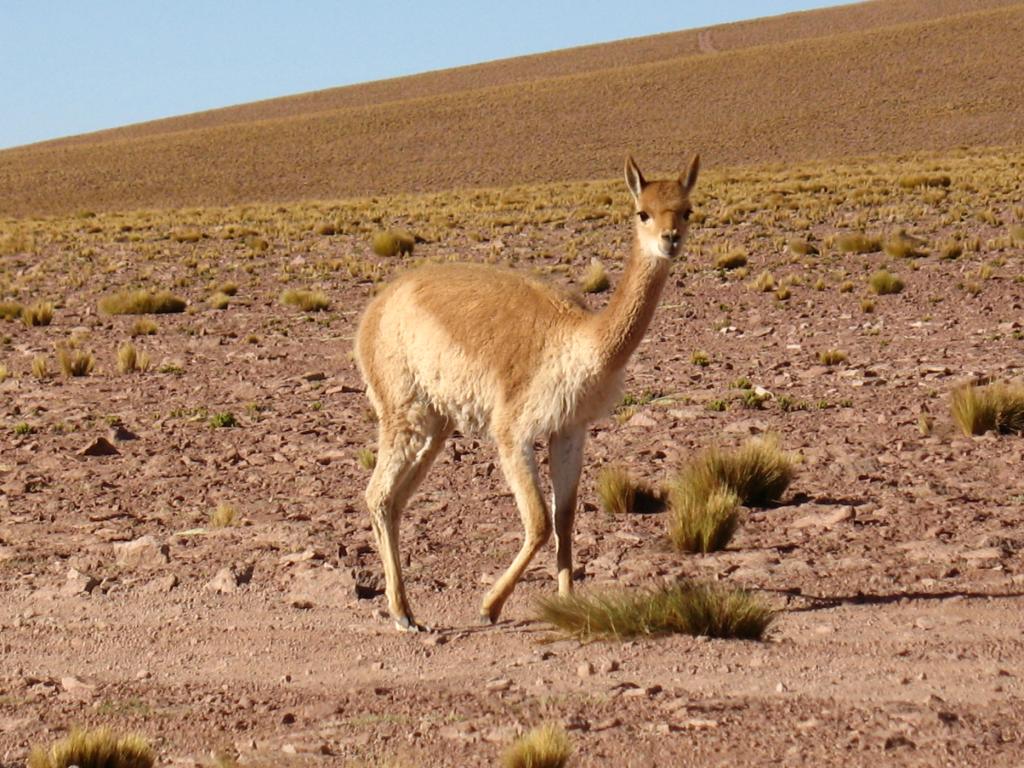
355 155 699 631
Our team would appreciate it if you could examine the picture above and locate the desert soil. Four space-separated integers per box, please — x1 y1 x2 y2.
2 154 1024 766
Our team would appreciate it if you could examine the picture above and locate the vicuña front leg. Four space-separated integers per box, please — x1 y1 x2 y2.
481 437 552 623
549 428 585 596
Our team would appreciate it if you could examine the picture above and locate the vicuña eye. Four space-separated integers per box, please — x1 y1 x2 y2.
637 211 650 222
682 209 692 220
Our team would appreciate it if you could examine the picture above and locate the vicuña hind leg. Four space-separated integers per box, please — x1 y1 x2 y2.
480 435 552 623
366 415 447 632
549 428 585 596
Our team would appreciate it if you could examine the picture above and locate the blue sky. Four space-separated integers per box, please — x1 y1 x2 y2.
0 1 845 150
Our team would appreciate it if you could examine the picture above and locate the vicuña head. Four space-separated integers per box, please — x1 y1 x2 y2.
354 154 700 632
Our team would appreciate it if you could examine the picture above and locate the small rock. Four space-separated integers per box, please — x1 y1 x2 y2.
143 574 178 593
114 535 169 569
79 437 119 457
301 371 326 382
289 597 314 610
597 658 619 674
206 567 240 594
576 661 594 678
60 675 96 696
62 568 98 596
485 678 512 692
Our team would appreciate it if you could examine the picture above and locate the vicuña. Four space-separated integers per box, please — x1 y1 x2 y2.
355 154 700 631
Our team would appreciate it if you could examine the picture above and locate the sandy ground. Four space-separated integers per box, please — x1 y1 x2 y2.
2 191 1024 766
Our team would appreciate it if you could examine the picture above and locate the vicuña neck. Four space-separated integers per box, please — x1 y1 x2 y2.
592 239 670 370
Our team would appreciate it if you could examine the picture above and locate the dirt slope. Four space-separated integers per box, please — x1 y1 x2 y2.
1 1 1023 217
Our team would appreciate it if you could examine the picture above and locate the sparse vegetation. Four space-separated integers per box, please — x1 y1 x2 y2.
28 727 155 768
209 291 231 310
372 230 415 257
951 382 1024 436
691 350 710 367
99 290 186 315
281 288 330 312
674 436 795 508
0 301 23 320
210 502 239 528
818 349 847 365
536 580 774 641
751 270 776 292
716 248 748 270
595 466 663 515
836 232 881 254
117 342 150 374
31 355 48 379
357 448 377 470
580 258 609 293
788 239 818 256
502 723 572 768
56 342 94 377
130 318 159 336
668 484 741 553
868 270 904 295
22 301 54 327
209 412 237 428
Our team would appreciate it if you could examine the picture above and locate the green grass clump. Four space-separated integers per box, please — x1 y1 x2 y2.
951 382 1024 436
868 270 904 295
0 301 23 320
502 724 572 768
209 412 237 428
580 258 610 293
99 290 186 315
22 301 54 327
668 485 741 553
836 232 881 254
715 249 748 270
280 288 330 312
28 727 155 768
676 436 795 508
536 581 774 641
372 230 415 257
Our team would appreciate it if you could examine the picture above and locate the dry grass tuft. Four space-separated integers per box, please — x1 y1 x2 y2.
372 230 415 257
117 342 150 374
31 355 49 379
209 291 231 310
868 270 904 295
536 581 774 641
210 502 239 528
836 232 881 254
0 301 23 320
580 258 610 293
28 727 155 768
676 436 795 508
357 448 377 470
595 466 636 516
99 290 186 315
951 382 1024 436
668 485 741 553
715 249 748 270
751 270 776 292
818 349 848 365
898 173 950 189
281 288 330 312
502 723 572 768
56 342 94 377
22 301 54 327
788 239 818 256
884 232 927 259
130 318 159 336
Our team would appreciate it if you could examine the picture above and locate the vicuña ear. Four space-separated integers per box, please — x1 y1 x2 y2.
680 154 700 193
624 155 645 201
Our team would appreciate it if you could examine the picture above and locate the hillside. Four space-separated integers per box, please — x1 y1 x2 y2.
1 0 1022 216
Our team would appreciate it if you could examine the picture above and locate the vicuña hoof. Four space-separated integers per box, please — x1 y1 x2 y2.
395 616 429 633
